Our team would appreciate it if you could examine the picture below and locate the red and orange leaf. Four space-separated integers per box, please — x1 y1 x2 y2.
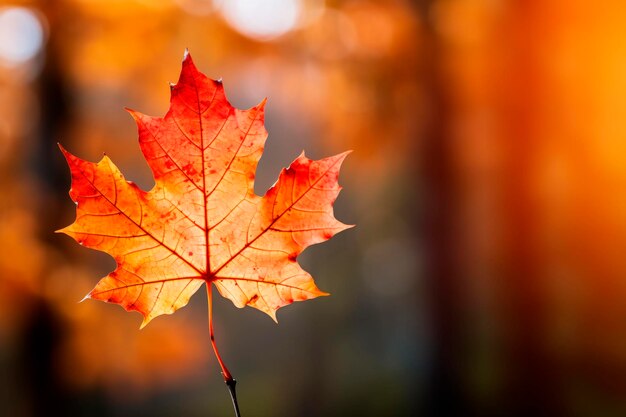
58 52 352 327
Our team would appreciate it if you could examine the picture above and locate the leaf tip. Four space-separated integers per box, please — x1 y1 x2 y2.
182 48 196 68
336 150 352 163
58 143 72 159
55 225 74 236
270 311 279 324
125 108 145 124
340 222 356 232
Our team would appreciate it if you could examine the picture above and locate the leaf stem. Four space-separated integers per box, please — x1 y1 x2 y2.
207 283 241 417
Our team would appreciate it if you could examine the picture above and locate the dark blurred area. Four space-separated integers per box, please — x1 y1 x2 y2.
1 0 626 416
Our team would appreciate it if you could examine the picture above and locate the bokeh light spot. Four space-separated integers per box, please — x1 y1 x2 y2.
214 0 302 41
0 7 45 66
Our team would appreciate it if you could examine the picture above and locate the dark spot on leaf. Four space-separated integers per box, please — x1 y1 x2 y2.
288 253 297 262
249 295 259 303
188 251 193 256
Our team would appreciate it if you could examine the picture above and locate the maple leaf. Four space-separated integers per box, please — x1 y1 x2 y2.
58 52 351 333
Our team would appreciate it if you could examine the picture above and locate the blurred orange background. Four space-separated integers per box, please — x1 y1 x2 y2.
2 0 626 416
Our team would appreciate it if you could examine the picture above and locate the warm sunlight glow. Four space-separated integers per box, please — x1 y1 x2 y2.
214 0 302 40
0 7 45 66
174 0 215 16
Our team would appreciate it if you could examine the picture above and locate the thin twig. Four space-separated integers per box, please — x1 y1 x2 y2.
207 283 241 417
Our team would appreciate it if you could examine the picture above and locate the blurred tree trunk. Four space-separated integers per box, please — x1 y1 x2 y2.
419 1 569 416
418 1 471 415
496 3 564 416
